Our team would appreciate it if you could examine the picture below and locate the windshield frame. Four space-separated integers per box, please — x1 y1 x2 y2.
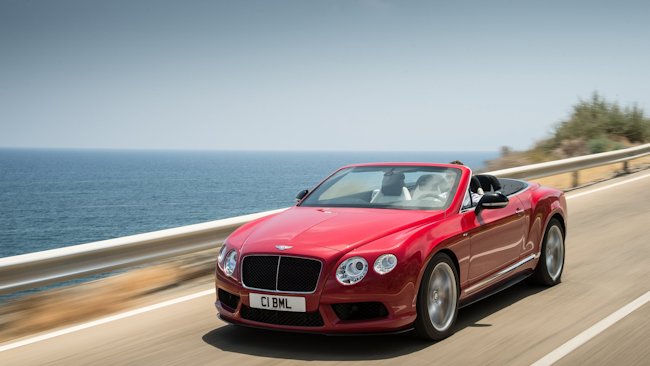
298 165 463 211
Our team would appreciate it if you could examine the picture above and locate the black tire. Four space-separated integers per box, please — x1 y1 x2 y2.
529 218 565 286
414 253 459 341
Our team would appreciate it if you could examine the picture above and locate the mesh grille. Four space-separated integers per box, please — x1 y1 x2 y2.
332 302 389 321
277 256 322 292
241 256 279 290
240 305 324 327
218 289 240 311
242 255 321 293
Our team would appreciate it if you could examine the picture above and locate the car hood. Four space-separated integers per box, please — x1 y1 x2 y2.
241 206 443 254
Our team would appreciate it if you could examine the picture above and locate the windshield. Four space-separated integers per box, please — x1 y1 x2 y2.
300 166 462 210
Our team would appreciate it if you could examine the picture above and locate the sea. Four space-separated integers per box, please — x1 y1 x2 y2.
0 149 497 258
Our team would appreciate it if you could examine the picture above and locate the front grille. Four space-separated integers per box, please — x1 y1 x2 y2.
332 302 389 321
242 256 279 290
242 255 321 293
218 289 240 311
240 305 324 327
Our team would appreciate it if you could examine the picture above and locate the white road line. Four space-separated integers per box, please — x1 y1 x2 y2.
0 289 214 353
565 172 650 200
531 291 650 366
1 171 650 354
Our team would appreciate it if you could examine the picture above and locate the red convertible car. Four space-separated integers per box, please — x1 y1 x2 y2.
215 163 567 340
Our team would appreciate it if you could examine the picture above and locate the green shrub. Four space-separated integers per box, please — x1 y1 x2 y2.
586 137 622 154
544 92 649 156
494 93 649 167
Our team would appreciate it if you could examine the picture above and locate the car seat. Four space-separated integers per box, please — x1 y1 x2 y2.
475 174 502 193
371 173 412 203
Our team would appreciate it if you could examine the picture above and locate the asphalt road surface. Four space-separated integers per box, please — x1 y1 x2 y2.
2 171 649 366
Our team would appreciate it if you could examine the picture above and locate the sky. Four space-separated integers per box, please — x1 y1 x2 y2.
1 0 649 152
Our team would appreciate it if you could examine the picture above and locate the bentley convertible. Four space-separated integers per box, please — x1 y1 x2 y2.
214 163 567 340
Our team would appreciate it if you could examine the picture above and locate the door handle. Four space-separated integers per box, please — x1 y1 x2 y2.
515 208 524 216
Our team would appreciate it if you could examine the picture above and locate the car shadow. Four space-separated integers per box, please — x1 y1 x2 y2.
201 282 546 361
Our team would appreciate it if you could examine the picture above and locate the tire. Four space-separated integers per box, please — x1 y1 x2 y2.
530 218 565 286
414 253 459 341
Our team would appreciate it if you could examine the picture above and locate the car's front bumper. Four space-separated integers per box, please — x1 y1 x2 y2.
215 270 417 334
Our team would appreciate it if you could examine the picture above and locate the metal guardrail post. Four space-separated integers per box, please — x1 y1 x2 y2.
572 171 579 187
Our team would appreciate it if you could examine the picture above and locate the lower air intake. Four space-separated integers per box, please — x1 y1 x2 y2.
332 302 389 321
218 289 240 311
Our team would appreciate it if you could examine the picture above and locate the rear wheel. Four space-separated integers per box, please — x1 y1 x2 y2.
530 218 565 286
414 253 459 341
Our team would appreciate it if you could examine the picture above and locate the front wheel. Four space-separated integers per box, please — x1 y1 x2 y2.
530 218 565 286
414 253 459 341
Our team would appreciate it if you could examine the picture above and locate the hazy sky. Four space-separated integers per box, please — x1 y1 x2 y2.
1 0 649 151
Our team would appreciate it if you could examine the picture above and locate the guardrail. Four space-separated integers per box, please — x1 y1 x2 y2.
488 143 650 181
0 209 286 294
1 143 649 295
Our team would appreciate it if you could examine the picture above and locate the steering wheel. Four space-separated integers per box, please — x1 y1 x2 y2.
417 193 445 204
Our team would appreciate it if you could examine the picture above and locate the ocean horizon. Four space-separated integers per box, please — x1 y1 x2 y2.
0 148 498 258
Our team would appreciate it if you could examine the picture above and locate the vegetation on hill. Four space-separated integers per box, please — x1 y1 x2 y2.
486 93 650 170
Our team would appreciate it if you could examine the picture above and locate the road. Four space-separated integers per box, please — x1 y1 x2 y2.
2 171 649 365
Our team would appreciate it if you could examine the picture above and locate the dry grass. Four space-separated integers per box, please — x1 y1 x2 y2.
0 251 216 342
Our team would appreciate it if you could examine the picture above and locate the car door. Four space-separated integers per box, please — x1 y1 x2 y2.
463 195 526 284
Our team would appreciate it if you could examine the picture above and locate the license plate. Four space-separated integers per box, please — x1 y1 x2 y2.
249 293 306 312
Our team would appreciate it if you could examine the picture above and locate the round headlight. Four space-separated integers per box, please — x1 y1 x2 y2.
217 245 227 267
336 256 368 285
224 250 237 277
373 254 398 275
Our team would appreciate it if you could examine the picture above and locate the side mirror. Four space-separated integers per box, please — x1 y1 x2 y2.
295 189 309 202
476 192 509 212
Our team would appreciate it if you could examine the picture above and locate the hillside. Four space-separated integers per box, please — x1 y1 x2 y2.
485 93 650 171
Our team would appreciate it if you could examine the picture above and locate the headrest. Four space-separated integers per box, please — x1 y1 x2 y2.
470 176 482 193
416 174 443 188
381 173 406 196
475 174 502 191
